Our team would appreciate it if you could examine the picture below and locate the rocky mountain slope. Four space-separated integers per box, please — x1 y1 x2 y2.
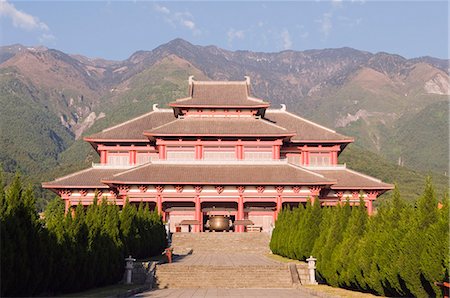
0 39 448 186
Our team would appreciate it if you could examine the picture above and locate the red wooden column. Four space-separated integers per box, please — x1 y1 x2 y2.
155 185 164 218
274 186 284 221
236 144 244 160
194 186 203 233
236 186 245 232
158 144 166 160
195 140 203 160
130 150 137 165
366 191 378 216
272 145 280 159
100 150 107 164
64 199 71 215
309 186 321 205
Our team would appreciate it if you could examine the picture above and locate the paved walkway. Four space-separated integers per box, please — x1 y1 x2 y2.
137 288 316 297
171 252 280 266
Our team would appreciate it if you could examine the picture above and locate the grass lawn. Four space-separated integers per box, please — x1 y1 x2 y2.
268 253 379 298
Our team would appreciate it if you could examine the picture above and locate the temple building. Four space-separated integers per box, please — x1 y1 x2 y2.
43 77 393 233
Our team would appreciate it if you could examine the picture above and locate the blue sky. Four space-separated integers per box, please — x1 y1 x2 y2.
0 1 448 60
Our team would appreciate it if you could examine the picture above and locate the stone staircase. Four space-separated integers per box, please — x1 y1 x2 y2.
156 264 293 288
170 232 272 254
155 232 311 289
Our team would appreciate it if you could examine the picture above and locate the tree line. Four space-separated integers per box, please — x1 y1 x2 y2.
270 178 449 297
0 174 167 297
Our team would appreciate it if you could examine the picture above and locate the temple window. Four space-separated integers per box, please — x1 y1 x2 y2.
287 154 301 165
166 146 195 160
136 152 158 164
309 152 331 166
244 146 272 160
107 151 130 166
203 146 235 160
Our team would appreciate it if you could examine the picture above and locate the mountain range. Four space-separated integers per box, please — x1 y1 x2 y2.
0 38 448 203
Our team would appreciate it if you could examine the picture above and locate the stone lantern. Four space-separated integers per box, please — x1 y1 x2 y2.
125 255 136 285
306 256 318 285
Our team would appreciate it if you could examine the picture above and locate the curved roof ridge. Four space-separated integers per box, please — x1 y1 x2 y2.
259 117 289 132
193 80 247 85
268 108 337 134
343 168 384 183
49 167 95 182
286 163 330 179
100 109 172 133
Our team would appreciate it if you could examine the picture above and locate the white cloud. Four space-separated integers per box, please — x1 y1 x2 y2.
227 28 245 44
154 4 170 15
154 5 200 36
0 0 49 31
331 0 343 7
316 12 333 39
281 29 292 50
38 33 55 43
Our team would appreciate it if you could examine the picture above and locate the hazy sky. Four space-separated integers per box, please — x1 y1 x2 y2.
0 1 448 60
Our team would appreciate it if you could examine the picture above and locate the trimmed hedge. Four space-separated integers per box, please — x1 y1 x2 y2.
0 175 166 297
270 178 449 297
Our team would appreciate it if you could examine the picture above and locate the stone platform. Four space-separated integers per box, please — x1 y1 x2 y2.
154 233 310 289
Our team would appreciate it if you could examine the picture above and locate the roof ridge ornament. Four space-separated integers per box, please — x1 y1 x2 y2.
188 75 194 85
153 104 159 111
280 104 286 111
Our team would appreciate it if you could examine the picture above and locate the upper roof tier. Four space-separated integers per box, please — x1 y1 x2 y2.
169 76 270 109
144 116 295 138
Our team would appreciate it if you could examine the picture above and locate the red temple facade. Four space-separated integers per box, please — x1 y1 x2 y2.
43 77 393 233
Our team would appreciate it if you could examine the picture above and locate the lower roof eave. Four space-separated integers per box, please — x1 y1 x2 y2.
169 103 270 109
144 132 296 138
331 185 395 191
42 184 110 189
101 180 336 186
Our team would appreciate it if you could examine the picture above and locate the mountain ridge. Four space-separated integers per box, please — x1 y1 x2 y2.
0 39 448 194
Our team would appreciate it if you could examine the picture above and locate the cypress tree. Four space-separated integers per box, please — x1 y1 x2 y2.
333 197 368 288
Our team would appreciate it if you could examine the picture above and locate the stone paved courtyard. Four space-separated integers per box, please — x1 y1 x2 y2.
137 287 316 297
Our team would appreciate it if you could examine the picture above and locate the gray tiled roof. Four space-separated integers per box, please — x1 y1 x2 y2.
170 81 269 107
264 110 353 142
42 168 124 188
312 168 394 190
103 163 335 185
85 110 174 141
145 117 295 137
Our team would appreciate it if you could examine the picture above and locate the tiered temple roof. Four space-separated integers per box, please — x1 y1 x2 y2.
102 162 335 186
170 77 269 108
44 77 393 197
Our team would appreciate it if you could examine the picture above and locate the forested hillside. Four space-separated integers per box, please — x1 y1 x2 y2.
0 40 448 206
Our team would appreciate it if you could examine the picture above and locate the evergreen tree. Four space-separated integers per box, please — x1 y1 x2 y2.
333 197 368 288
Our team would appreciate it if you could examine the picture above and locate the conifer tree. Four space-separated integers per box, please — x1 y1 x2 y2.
333 197 368 288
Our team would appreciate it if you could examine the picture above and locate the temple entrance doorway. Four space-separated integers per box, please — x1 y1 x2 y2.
202 201 237 232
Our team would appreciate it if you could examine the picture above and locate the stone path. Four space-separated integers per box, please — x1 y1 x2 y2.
137 288 316 297
137 233 315 297
171 252 280 266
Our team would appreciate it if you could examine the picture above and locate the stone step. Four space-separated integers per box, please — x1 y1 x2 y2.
155 264 293 289
170 233 271 254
